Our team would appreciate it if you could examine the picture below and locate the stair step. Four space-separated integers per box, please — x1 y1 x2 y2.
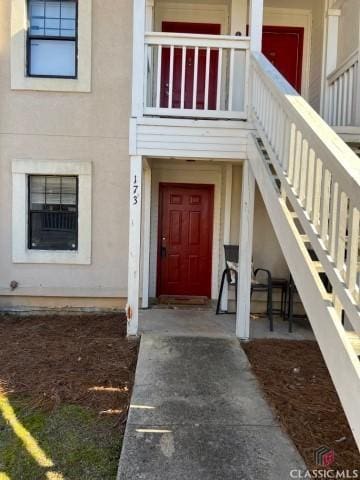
346 332 360 356
300 234 310 243
313 261 325 273
348 143 360 158
324 293 333 301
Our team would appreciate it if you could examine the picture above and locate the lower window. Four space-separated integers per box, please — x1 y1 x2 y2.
28 175 78 250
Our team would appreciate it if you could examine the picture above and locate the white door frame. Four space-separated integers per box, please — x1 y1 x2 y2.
147 161 222 301
154 2 229 34
263 7 312 100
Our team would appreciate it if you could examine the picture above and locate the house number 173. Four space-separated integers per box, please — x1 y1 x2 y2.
132 175 139 205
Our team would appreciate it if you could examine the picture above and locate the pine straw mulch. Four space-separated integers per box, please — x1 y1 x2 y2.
0 313 139 430
242 340 360 471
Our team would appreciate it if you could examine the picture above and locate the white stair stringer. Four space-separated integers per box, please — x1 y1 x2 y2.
248 134 360 451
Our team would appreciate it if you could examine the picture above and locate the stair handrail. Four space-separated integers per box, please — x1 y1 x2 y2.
327 49 359 85
250 51 360 333
251 52 360 198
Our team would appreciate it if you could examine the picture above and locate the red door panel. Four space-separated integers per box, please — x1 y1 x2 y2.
158 183 214 297
161 22 221 109
262 26 304 93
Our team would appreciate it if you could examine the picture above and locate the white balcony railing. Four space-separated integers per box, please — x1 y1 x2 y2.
326 49 359 127
143 32 250 120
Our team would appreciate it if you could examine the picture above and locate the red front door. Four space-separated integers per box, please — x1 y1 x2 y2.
161 22 221 109
157 183 214 297
262 26 304 93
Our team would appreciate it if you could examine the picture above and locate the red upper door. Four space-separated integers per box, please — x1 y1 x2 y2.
158 183 214 297
161 22 221 109
262 26 304 93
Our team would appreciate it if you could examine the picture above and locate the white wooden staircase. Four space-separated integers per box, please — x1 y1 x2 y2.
248 52 360 451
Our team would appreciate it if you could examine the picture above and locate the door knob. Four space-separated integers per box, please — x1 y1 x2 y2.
161 236 167 257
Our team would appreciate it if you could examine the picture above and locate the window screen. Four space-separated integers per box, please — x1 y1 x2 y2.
27 0 77 77
28 175 78 250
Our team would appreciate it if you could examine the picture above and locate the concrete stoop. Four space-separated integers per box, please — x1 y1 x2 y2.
117 335 306 480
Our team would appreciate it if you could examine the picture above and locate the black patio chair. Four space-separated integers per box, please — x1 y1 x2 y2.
216 245 274 331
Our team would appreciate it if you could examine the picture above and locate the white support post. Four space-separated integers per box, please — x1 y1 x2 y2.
322 9 341 120
145 0 154 31
141 162 152 309
230 0 247 36
132 0 146 118
127 156 143 336
249 0 264 52
236 160 255 340
356 17 360 126
221 165 233 311
231 0 248 112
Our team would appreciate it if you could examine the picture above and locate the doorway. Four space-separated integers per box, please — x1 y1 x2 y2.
262 26 304 93
157 183 214 297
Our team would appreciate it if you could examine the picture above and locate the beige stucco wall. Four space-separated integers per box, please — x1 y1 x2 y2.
0 0 132 306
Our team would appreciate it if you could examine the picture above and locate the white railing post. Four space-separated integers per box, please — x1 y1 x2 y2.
249 0 263 119
231 0 248 112
145 0 154 30
231 0 247 36
249 0 264 52
132 0 146 118
127 156 143 336
236 160 255 340
322 8 341 122
356 47 360 126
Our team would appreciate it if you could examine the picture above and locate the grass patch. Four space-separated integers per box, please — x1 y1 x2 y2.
0 313 139 480
0 398 120 480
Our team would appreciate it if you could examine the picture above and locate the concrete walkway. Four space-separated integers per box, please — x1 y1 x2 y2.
117 335 306 479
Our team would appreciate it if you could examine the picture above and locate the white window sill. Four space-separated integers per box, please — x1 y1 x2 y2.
13 250 91 265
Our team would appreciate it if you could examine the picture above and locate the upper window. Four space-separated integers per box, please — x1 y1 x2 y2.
28 175 78 251
27 0 78 78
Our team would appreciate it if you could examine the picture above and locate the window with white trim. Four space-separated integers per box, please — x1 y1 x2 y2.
11 0 91 92
12 160 92 265
27 0 78 78
28 175 78 250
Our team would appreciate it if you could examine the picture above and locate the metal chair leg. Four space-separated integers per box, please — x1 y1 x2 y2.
234 272 238 310
216 270 227 314
268 285 274 332
288 283 294 333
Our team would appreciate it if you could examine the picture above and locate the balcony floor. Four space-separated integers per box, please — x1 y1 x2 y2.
139 306 315 340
